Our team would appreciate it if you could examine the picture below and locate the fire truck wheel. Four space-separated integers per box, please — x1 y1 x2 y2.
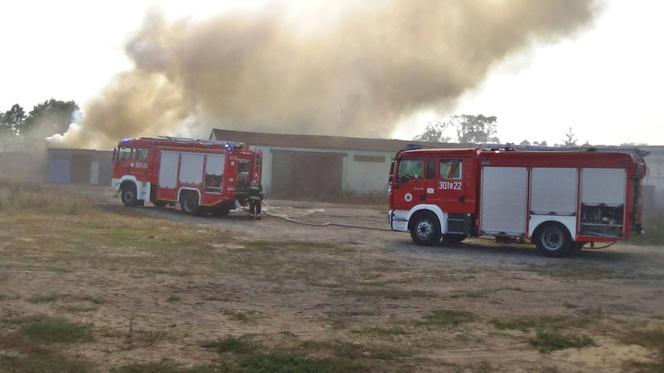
409 212 441 246
120 183 138 207
180 193 202 216
534 222 573 257
442 234 467 245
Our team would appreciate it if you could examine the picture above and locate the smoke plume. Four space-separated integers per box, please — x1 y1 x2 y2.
57 0 597 149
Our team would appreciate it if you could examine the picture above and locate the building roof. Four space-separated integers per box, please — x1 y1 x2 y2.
47 148 112 155
209 128 462 153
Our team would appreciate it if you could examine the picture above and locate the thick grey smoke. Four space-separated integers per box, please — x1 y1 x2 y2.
58 0 597 149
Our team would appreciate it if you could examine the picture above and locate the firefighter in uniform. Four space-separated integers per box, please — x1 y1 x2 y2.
248 180 263 220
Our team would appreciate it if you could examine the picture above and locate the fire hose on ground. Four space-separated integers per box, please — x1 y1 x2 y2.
260 200 393 232
257 202 620 247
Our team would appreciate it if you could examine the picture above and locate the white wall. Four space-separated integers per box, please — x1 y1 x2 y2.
342 150 393 195
643 149 664 209
254 145 273 194
251 146 394 196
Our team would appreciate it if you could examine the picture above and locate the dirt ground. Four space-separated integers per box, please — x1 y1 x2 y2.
1 186 664 372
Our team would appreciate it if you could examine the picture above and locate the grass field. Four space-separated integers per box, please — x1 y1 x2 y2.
1 181 664 372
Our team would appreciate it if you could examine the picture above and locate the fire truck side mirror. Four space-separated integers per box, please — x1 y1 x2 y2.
389 160 396 185
112 148 117 161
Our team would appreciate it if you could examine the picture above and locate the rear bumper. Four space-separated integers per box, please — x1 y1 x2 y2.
388 210 409 231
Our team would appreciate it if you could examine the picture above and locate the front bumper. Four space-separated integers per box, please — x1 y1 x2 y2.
388 210 409 231
111 178 121 190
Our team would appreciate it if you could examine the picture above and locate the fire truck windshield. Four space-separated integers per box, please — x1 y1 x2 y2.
117 147 132 161
397 159 424 182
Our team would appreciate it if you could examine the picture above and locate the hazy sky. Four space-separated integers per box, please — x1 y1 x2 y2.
1 0 662 145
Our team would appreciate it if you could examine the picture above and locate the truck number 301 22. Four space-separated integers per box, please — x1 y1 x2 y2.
439 181 463 191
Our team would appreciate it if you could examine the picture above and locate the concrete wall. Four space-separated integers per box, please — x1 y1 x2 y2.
643 148 664 209
46 149 113 185
0 140 47 182
342 150 393 196
253 145 393 198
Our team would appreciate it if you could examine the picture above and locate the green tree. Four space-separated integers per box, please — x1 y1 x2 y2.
562 127 577 146
19 99 78 137
413 114 499 144
0 112 6 136
413 120 451 143
454 114 499 144
0 104 26 136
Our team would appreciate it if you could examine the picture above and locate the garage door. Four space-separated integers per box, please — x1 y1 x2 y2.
71 154 91 183
48 159 71 184
271 150 343 200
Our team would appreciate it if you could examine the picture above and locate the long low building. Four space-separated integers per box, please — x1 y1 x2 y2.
210 129 664 207
209 129 453 200
0 139 112 186
46 148 113 185
642 146 664 209
3 133 663 208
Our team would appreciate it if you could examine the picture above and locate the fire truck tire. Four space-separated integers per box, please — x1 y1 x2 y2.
180 192 202 216
409 212 441 246
120 183 138 207
442 234 467 245
533 222 573 257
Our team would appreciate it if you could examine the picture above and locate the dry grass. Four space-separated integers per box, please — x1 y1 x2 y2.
621 328 664 370
491 309 603 333
0 179 86 215
0 183 399 371
529 329 595 353
417 309 475 328
0 314 95 372
18 315 94 344
1 182 663 372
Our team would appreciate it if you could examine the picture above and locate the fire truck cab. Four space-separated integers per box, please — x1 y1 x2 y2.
111 137 262 216
388 147 646 257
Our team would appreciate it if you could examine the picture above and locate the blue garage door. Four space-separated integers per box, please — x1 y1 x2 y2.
48 159 71 184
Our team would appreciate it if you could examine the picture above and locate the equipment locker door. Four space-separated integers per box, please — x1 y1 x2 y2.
157 151 179 201
528 168 578 239
480 167 528 236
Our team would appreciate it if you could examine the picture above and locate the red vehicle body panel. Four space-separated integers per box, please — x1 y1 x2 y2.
111 137 262 208
389 147 646 245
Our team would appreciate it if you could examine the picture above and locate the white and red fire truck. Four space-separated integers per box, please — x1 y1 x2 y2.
111 137 262 216
388 146 647 257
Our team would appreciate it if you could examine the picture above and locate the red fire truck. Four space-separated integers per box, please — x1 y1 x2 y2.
111 137 262 216
388 146 647 257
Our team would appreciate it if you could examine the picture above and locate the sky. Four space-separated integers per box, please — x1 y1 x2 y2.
393 0 664 145
0 0 662 146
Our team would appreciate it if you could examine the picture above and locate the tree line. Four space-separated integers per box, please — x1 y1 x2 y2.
413 115 646 147
0 99 78 138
